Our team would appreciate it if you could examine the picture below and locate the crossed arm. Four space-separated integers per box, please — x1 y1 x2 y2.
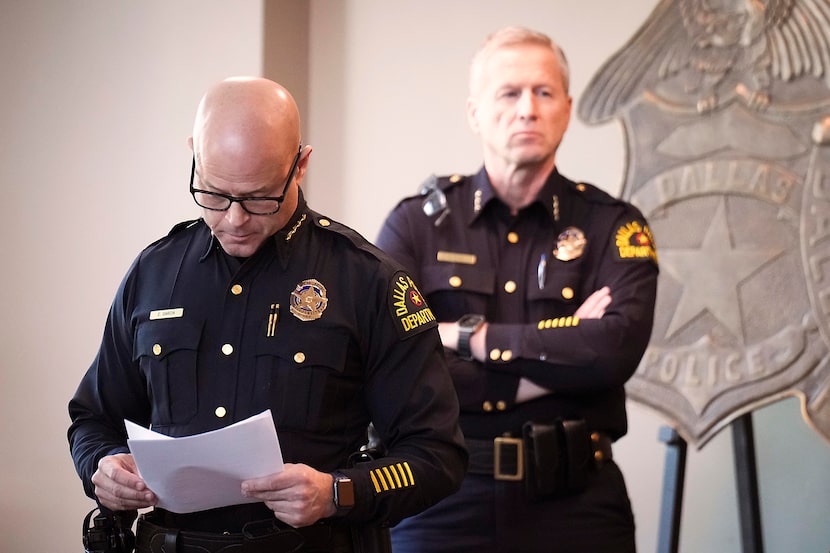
438 286 612 402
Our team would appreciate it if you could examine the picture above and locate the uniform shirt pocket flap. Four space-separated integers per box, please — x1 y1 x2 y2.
421 263 495 295
256 328 349 373
527 268 582 303
134 317 203 362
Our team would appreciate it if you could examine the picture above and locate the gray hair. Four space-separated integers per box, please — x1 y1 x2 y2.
469 26 570 95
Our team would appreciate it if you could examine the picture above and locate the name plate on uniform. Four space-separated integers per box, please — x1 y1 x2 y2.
437 251 477 265
149 308 184 320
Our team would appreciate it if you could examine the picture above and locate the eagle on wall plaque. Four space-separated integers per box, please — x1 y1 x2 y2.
578 0 830 447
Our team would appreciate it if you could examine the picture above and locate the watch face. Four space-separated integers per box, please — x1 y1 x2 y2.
458 314 485 328
336 478 355 507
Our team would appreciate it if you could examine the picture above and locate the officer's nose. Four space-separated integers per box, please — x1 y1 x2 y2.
516 91 538 120
225 201 251 226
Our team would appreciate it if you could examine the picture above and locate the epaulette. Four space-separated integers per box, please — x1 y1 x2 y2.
310 212 344 232
393 173 469 206
416 173 469 226
309 210 376 254
567 180 624 206
427 173 468 192
166 219 201 236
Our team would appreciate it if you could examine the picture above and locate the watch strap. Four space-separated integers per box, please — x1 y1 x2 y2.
457 314 484 360
458 326 474 360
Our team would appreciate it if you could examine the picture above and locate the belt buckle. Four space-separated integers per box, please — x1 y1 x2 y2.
493 436 524 481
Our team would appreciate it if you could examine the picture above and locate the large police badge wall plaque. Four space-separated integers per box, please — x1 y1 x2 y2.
578 0 830 447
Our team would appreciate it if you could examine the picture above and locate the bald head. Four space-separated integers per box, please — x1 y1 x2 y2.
191 77 301 171
187 77 311 258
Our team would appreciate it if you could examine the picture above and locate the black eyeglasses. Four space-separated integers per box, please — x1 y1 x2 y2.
189 145 302 215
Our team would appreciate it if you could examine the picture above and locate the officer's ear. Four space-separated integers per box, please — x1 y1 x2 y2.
294 144 313 187
187 136 194 151
466 97 480 135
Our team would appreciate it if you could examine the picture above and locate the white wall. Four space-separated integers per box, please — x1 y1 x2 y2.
0 2 262 551
1 1 827 552
305 2 830 552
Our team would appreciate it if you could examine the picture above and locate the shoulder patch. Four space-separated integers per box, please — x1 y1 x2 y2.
389 271 438 339
614 220 658 263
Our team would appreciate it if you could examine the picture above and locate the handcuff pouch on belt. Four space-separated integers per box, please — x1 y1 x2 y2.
521 419 592 500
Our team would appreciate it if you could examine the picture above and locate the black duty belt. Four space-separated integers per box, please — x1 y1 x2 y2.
466 428 612 481
135 514 352 553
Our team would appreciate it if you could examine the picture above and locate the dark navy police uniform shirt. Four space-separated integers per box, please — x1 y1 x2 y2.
68 191 467 529
376 168 659 442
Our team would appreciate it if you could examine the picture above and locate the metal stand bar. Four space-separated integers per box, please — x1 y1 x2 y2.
731 413 765 553
656 426 687 553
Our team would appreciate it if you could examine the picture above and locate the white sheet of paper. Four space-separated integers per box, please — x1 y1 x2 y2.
126 410 284 513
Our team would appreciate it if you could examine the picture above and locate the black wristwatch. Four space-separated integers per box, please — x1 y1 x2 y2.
332 472 355 515
457 313 485 360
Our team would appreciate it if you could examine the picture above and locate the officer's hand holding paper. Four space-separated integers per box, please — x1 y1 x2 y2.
125 410 284 513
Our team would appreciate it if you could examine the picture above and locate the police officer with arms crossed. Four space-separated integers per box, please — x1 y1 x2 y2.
68 77 467 553
376 27 658 552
